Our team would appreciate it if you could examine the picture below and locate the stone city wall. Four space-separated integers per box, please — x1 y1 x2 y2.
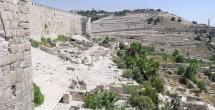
30 3 91 40
0 0 33 110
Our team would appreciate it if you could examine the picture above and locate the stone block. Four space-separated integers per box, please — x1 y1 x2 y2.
18 13 29 22
9 44 19 54
16 69 24 82
78 80 86 90
18 5 29 14
0 54 11 67
211 69 215 73
4 70 17 87
70 106 80 110
96 85 104 91
70 90 85 101
63 94 70 104
16 28 26 37
210 65 215 70
109 85 122 95
67 66 75 71
162 63 179 69
18 22 29 29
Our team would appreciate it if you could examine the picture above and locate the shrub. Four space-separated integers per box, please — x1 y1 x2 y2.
197 80 206 91
172 50 184 63
174 55 184 63
171 17 176 21
84 91 119 110
172 49 180 57
178 64 185 75
119 42 126 50
147 18 154 24
41 37 48 45
99 36 115 46
114 57 126 69
129 95 156 110
154 18 161 25
116 50 125 57
141 85 158 104
84 91 101 110
83 33 91 38
31 40 39 48
123 69 134 78
34 83 44 106
156 9 162 12
184 63 198 82
57 35 66 42
194 35 201 41
151 77 165 93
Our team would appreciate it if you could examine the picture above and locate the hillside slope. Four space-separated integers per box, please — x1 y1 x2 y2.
92 12 214 59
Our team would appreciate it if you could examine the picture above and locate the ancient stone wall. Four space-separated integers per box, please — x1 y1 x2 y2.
30 3 91 40
0 0 33 110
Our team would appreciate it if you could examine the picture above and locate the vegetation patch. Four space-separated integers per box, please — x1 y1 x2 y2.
34 83 44 106
84 91 119 110
99 36 115 46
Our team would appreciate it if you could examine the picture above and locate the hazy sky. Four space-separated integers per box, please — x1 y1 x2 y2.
33 0 215 26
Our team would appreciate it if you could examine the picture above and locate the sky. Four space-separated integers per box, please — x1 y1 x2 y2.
33 0 215 26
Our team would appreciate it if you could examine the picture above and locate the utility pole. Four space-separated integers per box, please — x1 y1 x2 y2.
208 19 210 27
